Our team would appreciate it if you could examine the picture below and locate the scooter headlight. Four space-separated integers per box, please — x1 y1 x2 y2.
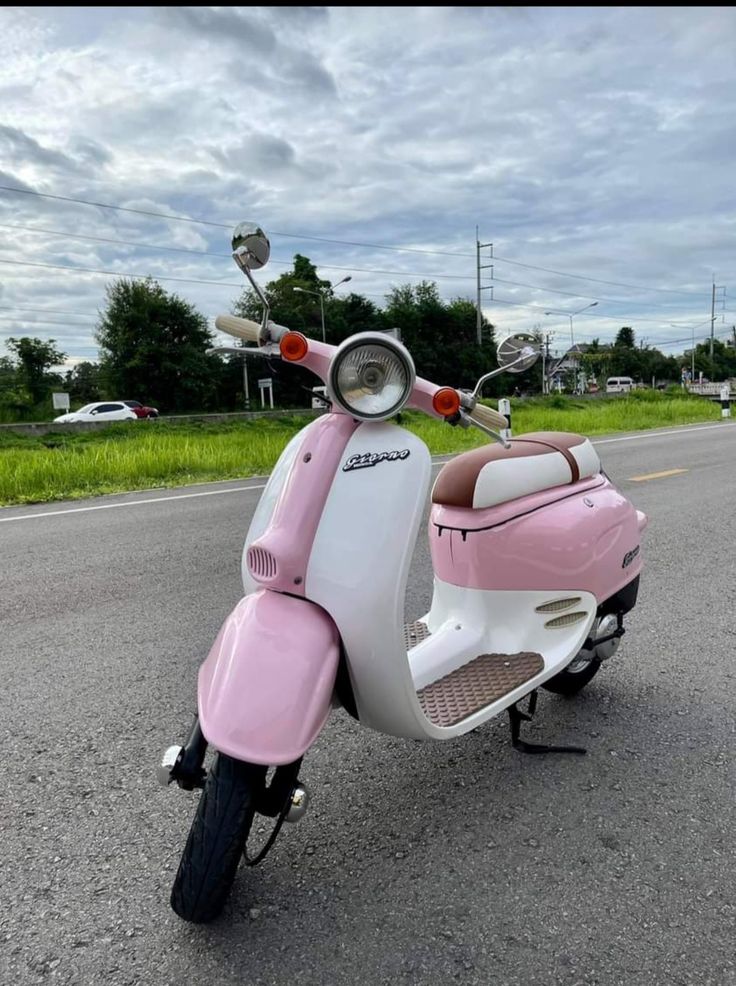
328 333 416 421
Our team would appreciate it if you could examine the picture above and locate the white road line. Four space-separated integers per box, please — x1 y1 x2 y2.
592 421 735 445
0 483 267 523
2 420 733 524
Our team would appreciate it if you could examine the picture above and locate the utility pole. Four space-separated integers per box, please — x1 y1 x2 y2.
241 340 250 409
476 228 494 344
710 280 726 360
541 333 552 394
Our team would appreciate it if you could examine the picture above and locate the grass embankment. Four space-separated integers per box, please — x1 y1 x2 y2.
0 392 721 506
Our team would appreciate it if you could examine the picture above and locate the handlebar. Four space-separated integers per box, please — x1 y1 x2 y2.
466 402 509 432
214 313 510 441
215 314 262 344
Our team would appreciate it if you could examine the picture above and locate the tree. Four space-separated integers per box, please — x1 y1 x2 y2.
231 256 387 406
96 278 220 411
614 326 636 348
230 257 498 405
64 361 102 405
6 336 66 404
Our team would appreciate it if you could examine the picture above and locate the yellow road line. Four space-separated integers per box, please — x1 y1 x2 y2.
628 468 689 482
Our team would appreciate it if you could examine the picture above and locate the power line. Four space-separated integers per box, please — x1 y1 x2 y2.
0 257 245 288
491 274 709 310
0 304 98 319
0 221 487 283
0 257 717 350
0 314 96 329
489 295 708 329
492 253 709 299
0 221 234 260
0 184 231 230
1 187 728 344
0 183 715 299
0 184 464 257
2 219 717 309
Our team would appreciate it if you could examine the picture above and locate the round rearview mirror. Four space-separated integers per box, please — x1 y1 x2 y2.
231 222 270 270
497 333 540 373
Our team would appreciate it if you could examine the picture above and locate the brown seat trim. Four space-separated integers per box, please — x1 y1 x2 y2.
432 432 590 508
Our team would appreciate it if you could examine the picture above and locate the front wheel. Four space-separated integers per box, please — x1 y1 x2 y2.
170 754 266 923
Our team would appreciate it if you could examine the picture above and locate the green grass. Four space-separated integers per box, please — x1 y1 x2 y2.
0 393 721 506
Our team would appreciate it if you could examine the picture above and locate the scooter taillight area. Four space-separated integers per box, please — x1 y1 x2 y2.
429 474 643 602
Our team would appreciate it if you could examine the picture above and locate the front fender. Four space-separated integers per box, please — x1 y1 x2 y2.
198 589 340 765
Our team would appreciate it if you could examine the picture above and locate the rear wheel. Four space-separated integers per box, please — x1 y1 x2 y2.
542 653 602 696
170 754 266 923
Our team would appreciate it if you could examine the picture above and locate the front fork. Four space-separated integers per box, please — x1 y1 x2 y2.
157 715 310 824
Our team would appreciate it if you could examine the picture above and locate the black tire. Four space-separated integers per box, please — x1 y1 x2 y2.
170 754 266 923
542 656 602 696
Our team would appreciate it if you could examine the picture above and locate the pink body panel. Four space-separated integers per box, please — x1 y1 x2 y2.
247 413 358 595
430 476 644 602
198 590 340 765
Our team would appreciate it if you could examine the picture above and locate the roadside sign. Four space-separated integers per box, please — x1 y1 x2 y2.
52 392 70 411
257 378 274 409
312 385 328 409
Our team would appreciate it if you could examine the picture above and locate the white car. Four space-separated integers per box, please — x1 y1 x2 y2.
53 401 138 423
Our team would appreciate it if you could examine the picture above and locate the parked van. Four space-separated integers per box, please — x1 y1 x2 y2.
606 376 634 394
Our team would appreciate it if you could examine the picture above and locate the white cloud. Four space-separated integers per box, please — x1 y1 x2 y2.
0 5 734 362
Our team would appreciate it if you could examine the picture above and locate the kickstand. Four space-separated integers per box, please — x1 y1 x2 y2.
508 691 586 756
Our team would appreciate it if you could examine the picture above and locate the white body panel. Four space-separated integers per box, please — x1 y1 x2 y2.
305 422 433 737
412 579 597 712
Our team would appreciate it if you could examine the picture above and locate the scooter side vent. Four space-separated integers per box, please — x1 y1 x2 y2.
247 546 278 581
535 597 582 614
544 611 588 629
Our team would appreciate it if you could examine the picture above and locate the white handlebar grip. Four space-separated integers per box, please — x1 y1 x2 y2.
215 315 262 343
469 403 510 431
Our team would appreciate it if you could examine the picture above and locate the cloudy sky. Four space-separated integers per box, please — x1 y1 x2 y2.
1 5 735 368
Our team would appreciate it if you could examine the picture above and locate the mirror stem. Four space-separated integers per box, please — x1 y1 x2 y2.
234 258 271 336
472 350 536 399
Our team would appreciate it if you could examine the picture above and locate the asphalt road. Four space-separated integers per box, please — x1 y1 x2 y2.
1 421 735 986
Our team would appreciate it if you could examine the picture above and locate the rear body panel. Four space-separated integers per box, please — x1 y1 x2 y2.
430 474 644 603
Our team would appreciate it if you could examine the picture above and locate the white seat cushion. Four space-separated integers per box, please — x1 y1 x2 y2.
432 432 600 509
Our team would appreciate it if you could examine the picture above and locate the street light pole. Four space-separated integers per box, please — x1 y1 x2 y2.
318 293 326 343
293 276 352 343
544 302 598 394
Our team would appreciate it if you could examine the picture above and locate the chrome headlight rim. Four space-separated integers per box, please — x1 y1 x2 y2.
327 332 416 421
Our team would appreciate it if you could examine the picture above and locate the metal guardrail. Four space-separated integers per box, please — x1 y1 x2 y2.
0 408 321 437
686 380 736 399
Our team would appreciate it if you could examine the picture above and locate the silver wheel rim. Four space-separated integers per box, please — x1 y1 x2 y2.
565 651 596 674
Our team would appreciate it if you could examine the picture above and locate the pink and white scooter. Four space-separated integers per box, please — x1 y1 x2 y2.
159 224 647 923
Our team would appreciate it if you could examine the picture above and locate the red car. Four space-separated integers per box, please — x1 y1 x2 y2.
122 400 159 419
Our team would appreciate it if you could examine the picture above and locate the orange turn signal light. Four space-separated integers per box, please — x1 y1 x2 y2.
432 387 461 417
280 332 309 362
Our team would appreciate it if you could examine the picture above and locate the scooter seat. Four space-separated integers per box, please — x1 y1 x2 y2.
431 431 600 509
